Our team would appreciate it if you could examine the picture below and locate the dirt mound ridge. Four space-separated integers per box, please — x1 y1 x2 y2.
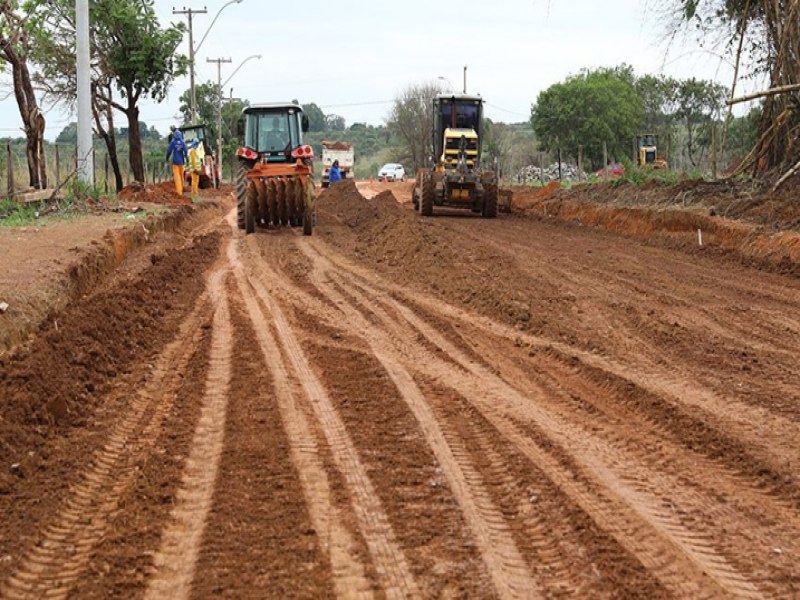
318 180 406 231
0 232 221 478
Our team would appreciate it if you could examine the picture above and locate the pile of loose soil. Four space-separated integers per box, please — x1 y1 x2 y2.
118 181 189 205
0 231 221 478
317 181 528 326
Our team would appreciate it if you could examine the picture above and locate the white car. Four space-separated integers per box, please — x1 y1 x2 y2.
378 163 406 182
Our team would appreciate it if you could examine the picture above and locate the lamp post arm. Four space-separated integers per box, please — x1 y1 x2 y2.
222 54 262 89
195 0 242 54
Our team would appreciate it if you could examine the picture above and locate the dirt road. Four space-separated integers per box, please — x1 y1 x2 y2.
1 182 798 598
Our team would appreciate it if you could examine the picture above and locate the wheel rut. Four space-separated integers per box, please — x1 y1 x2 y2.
232 227 416 598
0 293 211 600
144 264 233 600
289 248 540 599
302 240 765 600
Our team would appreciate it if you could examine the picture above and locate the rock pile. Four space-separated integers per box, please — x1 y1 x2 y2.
513 163 585 184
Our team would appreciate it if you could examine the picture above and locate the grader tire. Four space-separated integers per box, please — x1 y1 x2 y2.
245 182 257 234
235 161 247 229
482 180 498 219
420 174 434 216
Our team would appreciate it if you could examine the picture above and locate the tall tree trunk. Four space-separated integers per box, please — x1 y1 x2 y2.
125 104 145 182
92 87 124 192
0 8 46 190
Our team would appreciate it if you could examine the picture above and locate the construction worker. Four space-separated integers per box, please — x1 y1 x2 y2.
166 128 188 196
188 139 202 196
329 159 342 184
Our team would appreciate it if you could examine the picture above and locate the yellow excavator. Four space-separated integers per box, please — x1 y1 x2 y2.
413 94 498 218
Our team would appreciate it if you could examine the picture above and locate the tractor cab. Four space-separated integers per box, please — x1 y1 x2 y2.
237 103 312 165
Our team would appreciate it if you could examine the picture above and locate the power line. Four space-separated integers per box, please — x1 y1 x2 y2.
485 102 529 119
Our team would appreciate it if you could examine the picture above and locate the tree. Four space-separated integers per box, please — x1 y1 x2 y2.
387 81 444 172
325 114 346 131
673 78 727 166
0 0 47 189
302 103 326 132
56 122 79 145
532 66 644 168
673 1 800 180
26 0 181 189
92 0 187 182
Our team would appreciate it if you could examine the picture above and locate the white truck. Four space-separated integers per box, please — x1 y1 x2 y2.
321 140 355 187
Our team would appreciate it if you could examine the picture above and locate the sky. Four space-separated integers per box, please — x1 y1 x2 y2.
0 0 763 141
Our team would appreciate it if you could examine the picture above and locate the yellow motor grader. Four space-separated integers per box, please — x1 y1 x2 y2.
235 102 316 235
412 94 498 218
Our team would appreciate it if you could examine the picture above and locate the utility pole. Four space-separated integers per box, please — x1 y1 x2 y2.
463 65 467 94
207 57 231 180
173 5 207 125
76 0 94 184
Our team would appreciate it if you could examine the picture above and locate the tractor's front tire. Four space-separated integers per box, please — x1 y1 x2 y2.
236 161 247 230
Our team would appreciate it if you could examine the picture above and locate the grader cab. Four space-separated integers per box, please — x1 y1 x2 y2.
235 103 316 235
413 94 498 218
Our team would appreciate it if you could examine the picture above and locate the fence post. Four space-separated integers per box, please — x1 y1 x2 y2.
603 141 608 178
7 143 14 197
577 145 583 179
55 145 61 189
104 153 109 193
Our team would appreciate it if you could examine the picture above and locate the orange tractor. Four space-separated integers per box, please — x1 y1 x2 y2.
235 102 316 235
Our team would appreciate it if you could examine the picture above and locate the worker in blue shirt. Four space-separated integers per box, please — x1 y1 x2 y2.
329 159 342 185
166 129 188 196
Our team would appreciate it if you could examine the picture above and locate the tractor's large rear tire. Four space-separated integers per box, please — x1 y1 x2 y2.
482 179 498 218
420 173 434 216
235 160 247 230
245 182 257 234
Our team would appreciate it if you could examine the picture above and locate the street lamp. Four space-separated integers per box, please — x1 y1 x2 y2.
174 0 244 125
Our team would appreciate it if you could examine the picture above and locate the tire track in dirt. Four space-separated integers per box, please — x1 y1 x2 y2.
315 241 800 493
304 242 762 599
0 294 212 599
231 229 413 598
284 248 540 599
384 292 764 599
144 264 233 600
189 283 335 598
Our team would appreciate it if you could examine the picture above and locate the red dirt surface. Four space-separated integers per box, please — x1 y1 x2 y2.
1 178 799 598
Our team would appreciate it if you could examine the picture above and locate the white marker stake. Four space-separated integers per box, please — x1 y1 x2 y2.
698 228 703 246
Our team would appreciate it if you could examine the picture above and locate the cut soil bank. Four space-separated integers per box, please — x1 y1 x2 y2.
0 199 228 354
508 180 800 276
